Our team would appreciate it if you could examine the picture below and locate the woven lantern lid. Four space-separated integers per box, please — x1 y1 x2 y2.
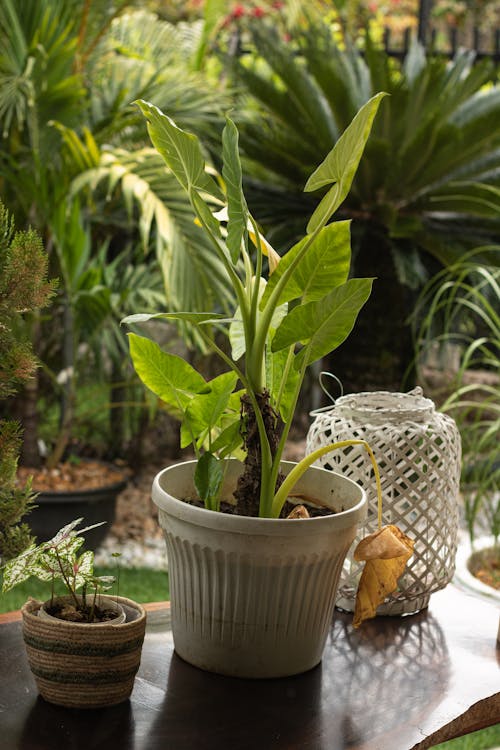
329 387 436 425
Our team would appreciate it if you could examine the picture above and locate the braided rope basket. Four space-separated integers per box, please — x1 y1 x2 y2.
21 595 147 708
306 388 462 615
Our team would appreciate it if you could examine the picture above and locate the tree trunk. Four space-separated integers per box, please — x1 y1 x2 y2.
19 369 41 467
19 312 42 467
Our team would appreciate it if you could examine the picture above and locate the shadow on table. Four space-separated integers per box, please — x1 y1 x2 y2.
144 651 342 750
141 609 449 750
323 609 450 747
20 696 134 750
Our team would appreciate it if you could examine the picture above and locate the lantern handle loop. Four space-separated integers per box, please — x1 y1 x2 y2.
310 371 344 416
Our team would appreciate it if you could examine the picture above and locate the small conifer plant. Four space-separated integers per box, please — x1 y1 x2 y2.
0 202 54 561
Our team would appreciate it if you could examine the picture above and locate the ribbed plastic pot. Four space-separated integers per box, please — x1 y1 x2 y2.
21 596 146 708
152 459 367 678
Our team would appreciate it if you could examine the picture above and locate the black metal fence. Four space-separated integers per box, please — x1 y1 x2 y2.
382 0 500 63
383 25 500 63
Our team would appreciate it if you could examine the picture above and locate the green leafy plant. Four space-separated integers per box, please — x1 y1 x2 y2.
2 518 117 622
222 20 500 389
0 202 55 561
412 247 500 542
124 93 385 518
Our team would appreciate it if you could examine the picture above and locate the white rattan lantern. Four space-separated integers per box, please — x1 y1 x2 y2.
306 388 462 615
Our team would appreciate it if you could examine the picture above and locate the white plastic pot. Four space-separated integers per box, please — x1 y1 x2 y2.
454 535 500 606
152 459 366 678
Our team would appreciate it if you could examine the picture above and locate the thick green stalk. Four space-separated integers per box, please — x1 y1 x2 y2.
246 215 265 392
197 312 273 515
190 189 249 327
268 343 311 508
250 222 325 389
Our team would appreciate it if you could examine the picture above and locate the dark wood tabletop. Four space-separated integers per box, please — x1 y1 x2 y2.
1 584 498 750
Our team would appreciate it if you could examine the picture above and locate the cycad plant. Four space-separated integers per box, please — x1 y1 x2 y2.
224 18 500 390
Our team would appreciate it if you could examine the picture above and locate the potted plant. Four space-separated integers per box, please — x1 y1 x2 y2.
1 518 147 708
124 93 413 678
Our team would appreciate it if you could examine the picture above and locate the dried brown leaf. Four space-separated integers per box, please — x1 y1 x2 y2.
353 525 414 628
287 504 310 519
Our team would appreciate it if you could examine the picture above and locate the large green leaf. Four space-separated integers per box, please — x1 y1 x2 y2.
135 99 224 202
222 117 248 263
128 333 208 417
261 220 351 307
266 346 300 422
272 278 374 366
181 371 238 449
194 452 224 511
123 311 225 326
304 93 387 233
229 277 287 360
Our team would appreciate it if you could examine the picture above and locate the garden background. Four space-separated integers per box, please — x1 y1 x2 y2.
0 2 499 744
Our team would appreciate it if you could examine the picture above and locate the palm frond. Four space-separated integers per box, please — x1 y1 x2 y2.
72 148 237 338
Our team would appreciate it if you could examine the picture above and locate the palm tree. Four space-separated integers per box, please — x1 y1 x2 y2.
0 1 230 464
224 19 500 392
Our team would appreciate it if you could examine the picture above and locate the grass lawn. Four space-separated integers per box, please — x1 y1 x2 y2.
433 725 500 748
0 567 169 613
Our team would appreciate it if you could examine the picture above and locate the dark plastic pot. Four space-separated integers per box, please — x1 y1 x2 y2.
26 471 128 550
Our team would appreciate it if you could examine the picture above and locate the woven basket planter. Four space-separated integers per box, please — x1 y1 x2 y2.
21 595 146 708
306 388 461 615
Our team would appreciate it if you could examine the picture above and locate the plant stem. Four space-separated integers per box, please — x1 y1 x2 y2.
54 548 80 610
268 344 311 511
271 439 383 523
250 224 323 386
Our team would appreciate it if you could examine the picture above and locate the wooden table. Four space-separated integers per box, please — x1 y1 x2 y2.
1 585 498 750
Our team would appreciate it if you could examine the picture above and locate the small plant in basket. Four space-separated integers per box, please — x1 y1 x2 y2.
1 518 147 708
2 518 120 622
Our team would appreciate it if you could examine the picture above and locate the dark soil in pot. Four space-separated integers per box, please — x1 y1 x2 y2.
468 546 500 590
43 600 121 623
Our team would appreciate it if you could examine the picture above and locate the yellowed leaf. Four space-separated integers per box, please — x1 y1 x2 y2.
352 525 414 628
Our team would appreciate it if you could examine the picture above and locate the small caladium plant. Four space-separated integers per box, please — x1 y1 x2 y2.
2 518 115 615
124 93 387 518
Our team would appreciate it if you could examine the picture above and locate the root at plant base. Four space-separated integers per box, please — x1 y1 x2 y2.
233 391 284 517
